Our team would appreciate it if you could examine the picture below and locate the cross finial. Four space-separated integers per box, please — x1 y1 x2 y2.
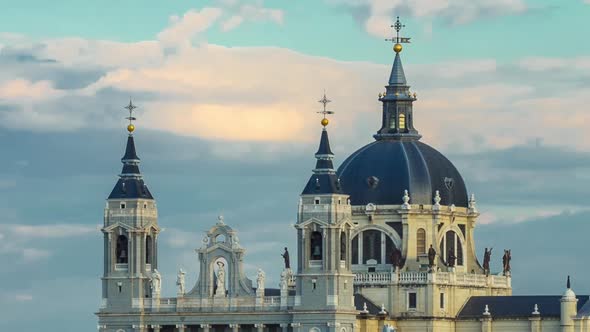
385 16 411 53
124 98 138 133
317 90 334 127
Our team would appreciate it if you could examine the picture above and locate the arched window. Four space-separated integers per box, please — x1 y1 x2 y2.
340 232 346 261
145 235 152 265
399 113 406 129
439 230 464 266
389 113 396 129
116 235 128 264
362 230 381 264
310 231 323 260
417 228 426 255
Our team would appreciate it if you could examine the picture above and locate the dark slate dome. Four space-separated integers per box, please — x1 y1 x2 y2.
337 140 468 207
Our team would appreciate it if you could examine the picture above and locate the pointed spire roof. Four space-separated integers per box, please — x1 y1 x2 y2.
389 52 407 86
108 100 154 200
301 93 343 195
314 128 335 172
122 135 140 162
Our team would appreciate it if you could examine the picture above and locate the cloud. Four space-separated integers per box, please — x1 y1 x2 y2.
157 8 224 48
326 0 528 36
22 248 51 262
5 224 97 238
14 294 33 301
221 4 284 32
0 224 97 264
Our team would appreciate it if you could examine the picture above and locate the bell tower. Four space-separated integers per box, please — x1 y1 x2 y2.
100 100 160 313
293 94 357 332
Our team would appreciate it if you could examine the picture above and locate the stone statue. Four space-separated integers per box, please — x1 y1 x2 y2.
176 268 186 295
151 269 162 296
215 261 226 296
502 249 511 275
427 244 436 268
483 248 493 276
447 248 456 268
391 247 402 270
281 247 290 269
256 268 265 291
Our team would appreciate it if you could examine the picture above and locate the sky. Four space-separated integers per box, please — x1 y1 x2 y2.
0 0 590 331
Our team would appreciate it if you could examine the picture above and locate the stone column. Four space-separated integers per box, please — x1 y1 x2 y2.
255 323 265 332
201 324 211 332
132 324 147 332
151 325 161 332
481 316 492 332
176 324 186 332
280 323 289 332
290 323 301 332
529 316 541 332
229 324 240 332
327 322 341 332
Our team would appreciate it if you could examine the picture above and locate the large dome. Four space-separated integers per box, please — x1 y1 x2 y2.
337 140 468 207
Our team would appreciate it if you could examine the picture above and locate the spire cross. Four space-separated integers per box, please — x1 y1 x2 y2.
124 99 137 125
385 16 411 45
317 91 334 120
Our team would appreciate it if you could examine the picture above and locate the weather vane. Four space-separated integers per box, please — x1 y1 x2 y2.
317 91 334 127
124 99 138 133
385 16 411 53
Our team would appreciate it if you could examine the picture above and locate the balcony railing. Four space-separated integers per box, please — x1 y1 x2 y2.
353 271 510 288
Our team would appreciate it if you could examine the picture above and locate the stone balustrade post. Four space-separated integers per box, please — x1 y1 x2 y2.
200 324 211 332
132 324 147 332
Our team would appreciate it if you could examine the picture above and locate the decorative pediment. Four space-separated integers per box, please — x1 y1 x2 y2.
102 222 132 233
297 217 329 228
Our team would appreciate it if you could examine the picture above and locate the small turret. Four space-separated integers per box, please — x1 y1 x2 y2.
560 275 577 332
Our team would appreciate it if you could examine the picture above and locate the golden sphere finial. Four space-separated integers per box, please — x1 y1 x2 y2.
127 124 135 133
321 118 329 127
393 43 403 53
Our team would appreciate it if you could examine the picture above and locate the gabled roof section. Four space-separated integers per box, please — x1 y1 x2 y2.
458 295 590 319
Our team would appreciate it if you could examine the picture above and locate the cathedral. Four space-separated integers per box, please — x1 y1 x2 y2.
96 18 590 332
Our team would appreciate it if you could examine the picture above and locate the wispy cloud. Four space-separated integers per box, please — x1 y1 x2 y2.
326 0 528 36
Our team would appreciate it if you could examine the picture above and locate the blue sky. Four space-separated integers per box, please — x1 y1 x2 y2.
1 1 590 331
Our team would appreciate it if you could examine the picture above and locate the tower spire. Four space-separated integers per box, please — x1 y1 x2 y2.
108 100 153 199
375 17 421 141
301 92 342 195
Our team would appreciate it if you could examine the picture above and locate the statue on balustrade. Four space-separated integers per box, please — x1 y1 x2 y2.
281 247 290 269
151 269 162 296
502 249 511 275
176 268 185 295
447 248 456 268
427 244 436 268
256 268 265 291
483 248 493 276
